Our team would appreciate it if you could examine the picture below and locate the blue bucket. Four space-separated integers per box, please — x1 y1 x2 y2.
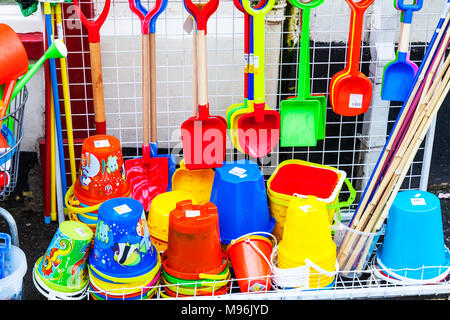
209 160 275 244
89 197 158 280
377 190 450 281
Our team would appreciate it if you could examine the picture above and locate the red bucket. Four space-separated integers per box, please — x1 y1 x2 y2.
227 235 273 293
74 135 130 204
165 200 223 276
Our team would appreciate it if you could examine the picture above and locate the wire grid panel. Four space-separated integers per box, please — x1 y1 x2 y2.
59 0 445 203
85 238 450 300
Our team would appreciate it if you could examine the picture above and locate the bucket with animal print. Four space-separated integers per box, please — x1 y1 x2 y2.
73 135 130 205
89 198 158 282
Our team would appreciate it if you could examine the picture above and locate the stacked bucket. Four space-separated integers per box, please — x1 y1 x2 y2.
267 159 351 241
66 135 131 237
32 221 93 299
148 190 195 252
210 160 275 245
275 196 338 289
87 198 160 300
160 200 231 297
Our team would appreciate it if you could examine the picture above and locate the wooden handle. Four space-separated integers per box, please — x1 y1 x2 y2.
142 34 150 146
150 33 157 143
89 42 106 134
197 29 208 106
192 30 198 116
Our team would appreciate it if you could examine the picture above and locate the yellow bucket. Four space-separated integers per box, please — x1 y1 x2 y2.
267 159 356 241
171 159 215 205
278 196 335 258
148 190 195 246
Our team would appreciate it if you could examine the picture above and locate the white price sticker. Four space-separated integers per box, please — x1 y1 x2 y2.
114 204 133 215
185 210 200 218
349 94 363 109
411 198 426 206
75 228 89 237
94 139 110 148
228 167 247 178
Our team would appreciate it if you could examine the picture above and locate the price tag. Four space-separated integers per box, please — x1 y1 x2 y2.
94 139 110 148
228 167 247 178
75 228 89 238
185 210 200 218
411 198 426 206
114 204 132 215
349 94 363 109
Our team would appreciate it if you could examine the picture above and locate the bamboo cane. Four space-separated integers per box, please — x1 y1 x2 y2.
373 61 450 232
349 12 450 229
337 13 450 262
339 30 450 269
345 61 450 272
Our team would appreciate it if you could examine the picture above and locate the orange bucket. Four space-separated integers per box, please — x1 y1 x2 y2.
73 135 130 204
165 200 223 276
227 235 273 293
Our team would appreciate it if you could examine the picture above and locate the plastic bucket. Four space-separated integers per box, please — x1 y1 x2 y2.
73 135 130 205
278 196 336 261
267 159 354 241
148 190 195 246
0 245 26 300
270 243 337 290
227 234 273 293
34 221 93 293
165 200 223 276
334 218 384 279
171 158 215 205
89 197 158 279
210 160 275 244
376 190 450 281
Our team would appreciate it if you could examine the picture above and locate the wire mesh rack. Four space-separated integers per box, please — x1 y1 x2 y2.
0 87 27 201
48 0 450 300
83 227 450 301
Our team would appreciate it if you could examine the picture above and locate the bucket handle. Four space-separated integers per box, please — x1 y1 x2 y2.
64 185 102 214
0 207 19 247
247 240 339 288
324 178 356 210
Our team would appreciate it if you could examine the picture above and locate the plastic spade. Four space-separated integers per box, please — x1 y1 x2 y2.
73 0 111 135
228 0 271 153
330 0 374 117
381 0 423 102
181 0 227 169
280 0 325 147
237 0 280 158
125 0 169 211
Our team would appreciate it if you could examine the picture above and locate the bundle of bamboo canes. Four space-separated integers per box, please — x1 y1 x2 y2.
337 6 450 273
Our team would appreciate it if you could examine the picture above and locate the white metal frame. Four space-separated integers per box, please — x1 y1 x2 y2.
58 0 449 300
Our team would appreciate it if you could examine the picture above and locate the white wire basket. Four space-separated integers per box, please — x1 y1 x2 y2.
0 87 27 201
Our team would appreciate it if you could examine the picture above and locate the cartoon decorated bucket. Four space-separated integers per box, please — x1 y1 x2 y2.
148 190 195 252
209 160 275 244
73 135 130 205
34 221 93 293
89 197 158 281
